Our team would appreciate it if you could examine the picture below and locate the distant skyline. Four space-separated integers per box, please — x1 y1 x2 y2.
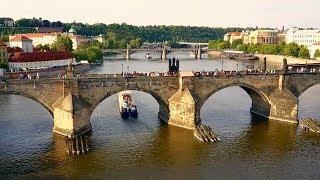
1 0 319 28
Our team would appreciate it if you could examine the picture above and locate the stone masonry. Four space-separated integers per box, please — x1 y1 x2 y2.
0 70 319 137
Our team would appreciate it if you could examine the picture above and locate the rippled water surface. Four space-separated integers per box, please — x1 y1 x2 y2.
0 55 319 179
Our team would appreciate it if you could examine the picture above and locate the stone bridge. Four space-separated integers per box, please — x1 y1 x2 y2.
0 68 319 138
102 46 208 60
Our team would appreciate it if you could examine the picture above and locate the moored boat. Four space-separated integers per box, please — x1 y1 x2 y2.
118 91 138 119
145 53 152 60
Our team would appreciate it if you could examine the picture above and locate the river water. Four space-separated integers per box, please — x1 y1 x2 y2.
0 53 320 179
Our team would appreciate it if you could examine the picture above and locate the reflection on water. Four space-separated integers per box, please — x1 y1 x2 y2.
0 58 319 178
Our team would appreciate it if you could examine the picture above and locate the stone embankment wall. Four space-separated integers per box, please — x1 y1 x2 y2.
256 54 319 65
5 64 91 78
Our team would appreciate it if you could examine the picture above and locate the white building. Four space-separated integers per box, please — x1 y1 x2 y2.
9 51 75 70
9 35 33 52
286 28 320 46
285 28 320 58
9 30 92 50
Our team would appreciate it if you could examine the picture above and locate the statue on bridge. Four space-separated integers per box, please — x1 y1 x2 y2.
168 58 180 74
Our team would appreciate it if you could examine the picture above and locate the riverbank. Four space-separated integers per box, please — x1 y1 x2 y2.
256 54 319 64
208 50 320 64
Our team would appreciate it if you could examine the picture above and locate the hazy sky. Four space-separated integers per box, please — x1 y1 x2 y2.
1 0 319 28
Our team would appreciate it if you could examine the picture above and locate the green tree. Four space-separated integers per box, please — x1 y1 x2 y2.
129 38 142 48
51 34 73 52
283 43 300 57
219 41 231 50
314 49 320 59
73 45 103 63
0 35 9 42
298 45 310 59
236 44 248 51
0 62 9 69
231 39 243 49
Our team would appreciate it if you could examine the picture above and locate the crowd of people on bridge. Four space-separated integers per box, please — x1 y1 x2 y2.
4 58 320 80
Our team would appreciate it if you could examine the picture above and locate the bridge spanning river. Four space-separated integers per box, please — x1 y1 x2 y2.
102 45 208 60
1 62 319 138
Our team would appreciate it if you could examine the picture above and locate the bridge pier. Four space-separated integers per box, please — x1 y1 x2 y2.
197 46 202 60
167 88 198 130
52 93 92 138
162 47 167 60
126 48 131 60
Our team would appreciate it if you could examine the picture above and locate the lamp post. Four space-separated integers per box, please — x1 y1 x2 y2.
121 63 124 76
222 61 224 72
236 63 239 72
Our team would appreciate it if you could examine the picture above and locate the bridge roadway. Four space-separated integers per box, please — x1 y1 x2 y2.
0 67 320 138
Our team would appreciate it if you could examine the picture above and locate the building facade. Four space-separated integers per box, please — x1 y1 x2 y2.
285 28 320 58
9 35 33 53
224 32 243 44
9 31 92 50
9 51 75 70
243 30 280 44
285 28 320 46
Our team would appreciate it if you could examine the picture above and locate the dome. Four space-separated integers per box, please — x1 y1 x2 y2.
68 26 77 34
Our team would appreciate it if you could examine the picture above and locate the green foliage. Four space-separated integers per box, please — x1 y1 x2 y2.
0 27 36 36
51 34 73 52
236 44 248 51
0 62 9 69
283 43 300 57
314 49 320 59
74 45 103 63
208 39 223 50
0 35 9 42
1 17 248 43
129 38 142 48
298 46 310 59
231 39 243 49
208 39 311 59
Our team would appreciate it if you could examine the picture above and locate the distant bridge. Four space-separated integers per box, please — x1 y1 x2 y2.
102 46 208 60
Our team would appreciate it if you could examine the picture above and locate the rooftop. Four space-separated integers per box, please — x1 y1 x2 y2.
9 51 74 63
10 35 32 42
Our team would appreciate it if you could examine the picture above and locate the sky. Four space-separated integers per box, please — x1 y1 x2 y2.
0 0 319 28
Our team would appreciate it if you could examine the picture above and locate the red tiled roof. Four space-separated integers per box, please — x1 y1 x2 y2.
10 35 32 42
7 47 23 53
226 32 242 36
0 40 7 46
9 51 74 63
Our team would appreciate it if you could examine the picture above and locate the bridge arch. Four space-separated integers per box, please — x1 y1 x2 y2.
296 81 320 98
198 83 271 122
298 84 320 120
0 91 53 116
89 89 170 122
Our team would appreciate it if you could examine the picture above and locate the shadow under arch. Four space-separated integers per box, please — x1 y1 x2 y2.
89 89 169 123
198 83 272 123
0 91 53 116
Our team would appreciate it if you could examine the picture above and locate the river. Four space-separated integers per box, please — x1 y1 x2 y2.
0 53 319 179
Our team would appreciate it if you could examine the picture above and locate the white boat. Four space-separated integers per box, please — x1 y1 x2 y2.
189 51 195 57
145 53 152 60
118 91 138 119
